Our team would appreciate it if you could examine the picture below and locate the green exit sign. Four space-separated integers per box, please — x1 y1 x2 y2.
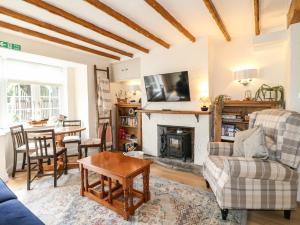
0 41 21 51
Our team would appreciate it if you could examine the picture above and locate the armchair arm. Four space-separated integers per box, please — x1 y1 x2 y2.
207 142 233 156
224 157 298 182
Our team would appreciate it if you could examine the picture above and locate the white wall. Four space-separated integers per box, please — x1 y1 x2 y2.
286 23 300 111
141 38 209 109
0 31 112 138
211 35 287 100
285 23 300 201
139 38 210 165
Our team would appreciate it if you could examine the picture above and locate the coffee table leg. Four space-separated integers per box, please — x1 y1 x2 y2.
100 174 105 199
123 179 129 220
84 168 89 192
143 167 150 202
129 177 134 215
80 164 84 196
108 177 112 203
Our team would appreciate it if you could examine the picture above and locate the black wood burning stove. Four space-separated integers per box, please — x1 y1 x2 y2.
160 131 191 162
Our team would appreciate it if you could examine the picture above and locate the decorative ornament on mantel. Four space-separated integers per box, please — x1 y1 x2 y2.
199 96 211 111
233 68 259 86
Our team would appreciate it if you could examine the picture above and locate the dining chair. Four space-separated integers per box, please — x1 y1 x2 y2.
62 120 82 157
25 129 68 190
79 122 111 158
10 125 50 177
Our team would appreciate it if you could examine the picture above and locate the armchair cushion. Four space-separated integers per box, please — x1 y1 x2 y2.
224 157 298 182
233 127 258 157
243 126 268 159
207 142 233 156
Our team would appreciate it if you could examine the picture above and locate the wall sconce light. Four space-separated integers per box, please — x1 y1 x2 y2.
128 84 140 95
233 68 259 86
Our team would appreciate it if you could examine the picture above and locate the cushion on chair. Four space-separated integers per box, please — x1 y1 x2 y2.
16 142 49 152
243 126 269 159
29 147 66 157
62 135 80 143
81 138 101 146
224 157 298 182
233 127 258 157
0 179 17 203
0 199 44 225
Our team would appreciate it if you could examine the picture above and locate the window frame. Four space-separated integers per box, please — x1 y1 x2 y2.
6 79 64 123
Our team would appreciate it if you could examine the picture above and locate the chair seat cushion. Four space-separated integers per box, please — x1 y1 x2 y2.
29 147 65 157
0 199 44 225
0 179 17 203
62 135 80 143
16 142 49 152
205 155 227 180
82 138 101 146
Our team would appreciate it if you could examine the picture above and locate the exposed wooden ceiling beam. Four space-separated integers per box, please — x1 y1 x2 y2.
288 0 300 27
145 0 196 42
202 0 231 41
0 20 120 60
254 0 260 35
0 6 133 58
24 0 149 53
85 0 170 48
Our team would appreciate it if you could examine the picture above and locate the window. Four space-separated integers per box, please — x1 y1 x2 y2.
0 58 67 127
6 82 62 122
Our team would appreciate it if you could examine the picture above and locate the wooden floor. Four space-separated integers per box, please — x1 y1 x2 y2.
8 163 299 225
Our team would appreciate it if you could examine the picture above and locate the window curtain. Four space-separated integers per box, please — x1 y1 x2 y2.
0 57 8 128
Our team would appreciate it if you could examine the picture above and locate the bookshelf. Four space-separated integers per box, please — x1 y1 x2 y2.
214 100 281 142
115 103 142 151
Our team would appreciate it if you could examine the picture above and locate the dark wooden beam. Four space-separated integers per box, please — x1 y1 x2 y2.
288 0 300 27
0 20 120 60
254 0 260 35
145 0 195 42
24 0 149 53
85 0 170 48
0 6 133 58
202 0 231 41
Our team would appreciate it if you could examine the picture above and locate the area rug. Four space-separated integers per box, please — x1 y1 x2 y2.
14 169 246 225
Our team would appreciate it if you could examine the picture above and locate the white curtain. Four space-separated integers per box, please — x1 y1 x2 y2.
0 57 8 128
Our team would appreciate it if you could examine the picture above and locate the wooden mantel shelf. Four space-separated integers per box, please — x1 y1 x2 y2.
135 109 211 122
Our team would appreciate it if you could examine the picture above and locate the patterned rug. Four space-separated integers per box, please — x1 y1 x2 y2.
14 169 246 225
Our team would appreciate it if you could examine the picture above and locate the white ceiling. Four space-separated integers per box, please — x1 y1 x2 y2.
0 0 292 60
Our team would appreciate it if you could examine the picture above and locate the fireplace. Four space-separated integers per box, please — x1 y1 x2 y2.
157 125 194 162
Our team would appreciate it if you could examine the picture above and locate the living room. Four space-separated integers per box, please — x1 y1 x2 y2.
0 0 299 225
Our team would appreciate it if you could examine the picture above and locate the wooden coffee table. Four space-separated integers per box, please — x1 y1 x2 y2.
77 152 152 220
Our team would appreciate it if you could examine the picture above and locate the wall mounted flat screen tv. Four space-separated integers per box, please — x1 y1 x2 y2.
144 71 191 102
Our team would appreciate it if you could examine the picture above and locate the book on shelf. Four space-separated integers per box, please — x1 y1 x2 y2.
121 116 137 127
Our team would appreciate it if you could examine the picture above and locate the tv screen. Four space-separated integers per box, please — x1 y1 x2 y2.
144 71 191 102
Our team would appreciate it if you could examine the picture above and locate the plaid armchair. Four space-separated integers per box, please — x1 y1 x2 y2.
203 109 300 220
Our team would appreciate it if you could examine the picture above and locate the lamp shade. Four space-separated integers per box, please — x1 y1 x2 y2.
233 68 258 80
128 84 140 92
233 68 258 85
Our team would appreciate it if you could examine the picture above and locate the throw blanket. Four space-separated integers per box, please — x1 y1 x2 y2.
96 71 112 123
